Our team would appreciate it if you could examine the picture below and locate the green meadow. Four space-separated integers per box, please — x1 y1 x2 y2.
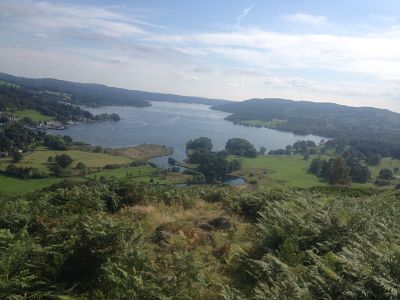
0 148 133 174
14 109 54 122
0 173 71 194
231 155 324 188
231 155 400 188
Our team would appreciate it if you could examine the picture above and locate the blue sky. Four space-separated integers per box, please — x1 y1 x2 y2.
1 0 400 110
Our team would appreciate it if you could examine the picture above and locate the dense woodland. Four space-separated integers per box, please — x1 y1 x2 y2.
213 98 400 157
0 85 120 123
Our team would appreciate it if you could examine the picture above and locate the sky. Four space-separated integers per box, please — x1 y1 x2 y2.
1 1 400 111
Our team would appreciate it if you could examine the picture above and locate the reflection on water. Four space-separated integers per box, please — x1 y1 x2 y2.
51 101 323 164
49 101 324 186
50 102 321 175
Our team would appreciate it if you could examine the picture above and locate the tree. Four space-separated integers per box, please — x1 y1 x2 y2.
12 151 23 163
366 153 381 166
55 154 73 168
94 145 103 153
349 161 371 183
342 148 365 164
44 135 67 150
309 158 322 175
229 159 242 172
379 169 394 180
225 138 257 158
63 135 73 145
320 160 332 180
49 163 63 176
303 152 310 160
258 146 266 155
186 137 213 153
6 163 18 175
76 162 87 170
197 152 230 183
329 156 351 185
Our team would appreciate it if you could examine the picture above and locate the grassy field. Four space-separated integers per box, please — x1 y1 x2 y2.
0 173 72 194
0 164 190 195
14 109 54 122
85 165 190 184
0 148 133 174
231 155 324 188
369 158 400 177
106 144 173 161
232 155 400 188
0 145 190 195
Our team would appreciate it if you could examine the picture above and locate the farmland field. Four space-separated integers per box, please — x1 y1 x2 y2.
14 109 54 122
0 148 133 174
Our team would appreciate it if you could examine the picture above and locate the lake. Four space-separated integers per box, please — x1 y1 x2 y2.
50 101 323 167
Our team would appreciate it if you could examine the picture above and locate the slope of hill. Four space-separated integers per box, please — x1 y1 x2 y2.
0 72 231 107
212 98 400 154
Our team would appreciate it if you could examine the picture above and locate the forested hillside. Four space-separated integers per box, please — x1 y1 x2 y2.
0 85 119 123
213 98 400 156
0 72 230 107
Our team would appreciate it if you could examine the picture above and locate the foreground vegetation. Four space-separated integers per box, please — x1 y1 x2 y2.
1 180 400 299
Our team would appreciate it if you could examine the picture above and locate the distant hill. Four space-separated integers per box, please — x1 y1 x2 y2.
0 72 231 108
212 98 400 155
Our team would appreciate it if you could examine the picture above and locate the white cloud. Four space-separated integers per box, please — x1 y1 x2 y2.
237 5 254 25
264 76 317 89
192 28 400 80
228 82 245 89
0 0 148 38
175 71 199 81
282 13 327 24
1 1 400 111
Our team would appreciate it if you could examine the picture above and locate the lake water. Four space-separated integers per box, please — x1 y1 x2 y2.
50 101 323 167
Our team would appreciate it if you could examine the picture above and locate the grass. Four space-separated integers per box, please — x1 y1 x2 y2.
0 173 76 195
86 165 191 184
0 145 191 195
232 155 324 188
369 158 400 178
232 155 400 189
0 164 190 195
368 157 400 187
14 109 54 122
0 148 133 174
119 198 254 281
106 144 173 161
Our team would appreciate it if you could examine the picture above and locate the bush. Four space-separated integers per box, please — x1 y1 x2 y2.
54 154 73 168
11 151 23 163
104 164 121 169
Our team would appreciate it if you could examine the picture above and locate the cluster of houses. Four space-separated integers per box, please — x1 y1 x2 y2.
0 113 19 125
0 112 77 130
36 121 66 130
